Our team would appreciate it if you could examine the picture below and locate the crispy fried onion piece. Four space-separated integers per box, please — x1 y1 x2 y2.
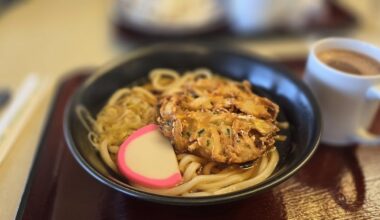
158 77 280 164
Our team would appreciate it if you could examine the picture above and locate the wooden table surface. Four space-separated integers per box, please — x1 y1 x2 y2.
17 61 380 220
1 1 380 219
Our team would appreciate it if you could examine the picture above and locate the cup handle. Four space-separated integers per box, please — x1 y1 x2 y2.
353 85 380 145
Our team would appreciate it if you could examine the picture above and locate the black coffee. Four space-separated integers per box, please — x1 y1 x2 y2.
317 49 380 75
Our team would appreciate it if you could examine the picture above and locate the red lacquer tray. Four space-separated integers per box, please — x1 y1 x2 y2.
17 61 380 220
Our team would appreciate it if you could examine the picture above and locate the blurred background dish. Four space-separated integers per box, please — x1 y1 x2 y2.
114 0 355 39
114 0 225 36
225 0 327 33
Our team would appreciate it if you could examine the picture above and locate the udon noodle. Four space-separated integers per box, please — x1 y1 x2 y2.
76 68 283 197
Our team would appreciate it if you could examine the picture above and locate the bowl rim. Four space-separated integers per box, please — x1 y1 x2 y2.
63 43 321 205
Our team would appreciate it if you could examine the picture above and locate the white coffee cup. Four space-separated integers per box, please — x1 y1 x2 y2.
304 37 380 146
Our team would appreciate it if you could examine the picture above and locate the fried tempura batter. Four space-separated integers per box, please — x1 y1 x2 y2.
157 77 280 164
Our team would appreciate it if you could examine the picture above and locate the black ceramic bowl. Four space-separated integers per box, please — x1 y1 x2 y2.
64 44 321 205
